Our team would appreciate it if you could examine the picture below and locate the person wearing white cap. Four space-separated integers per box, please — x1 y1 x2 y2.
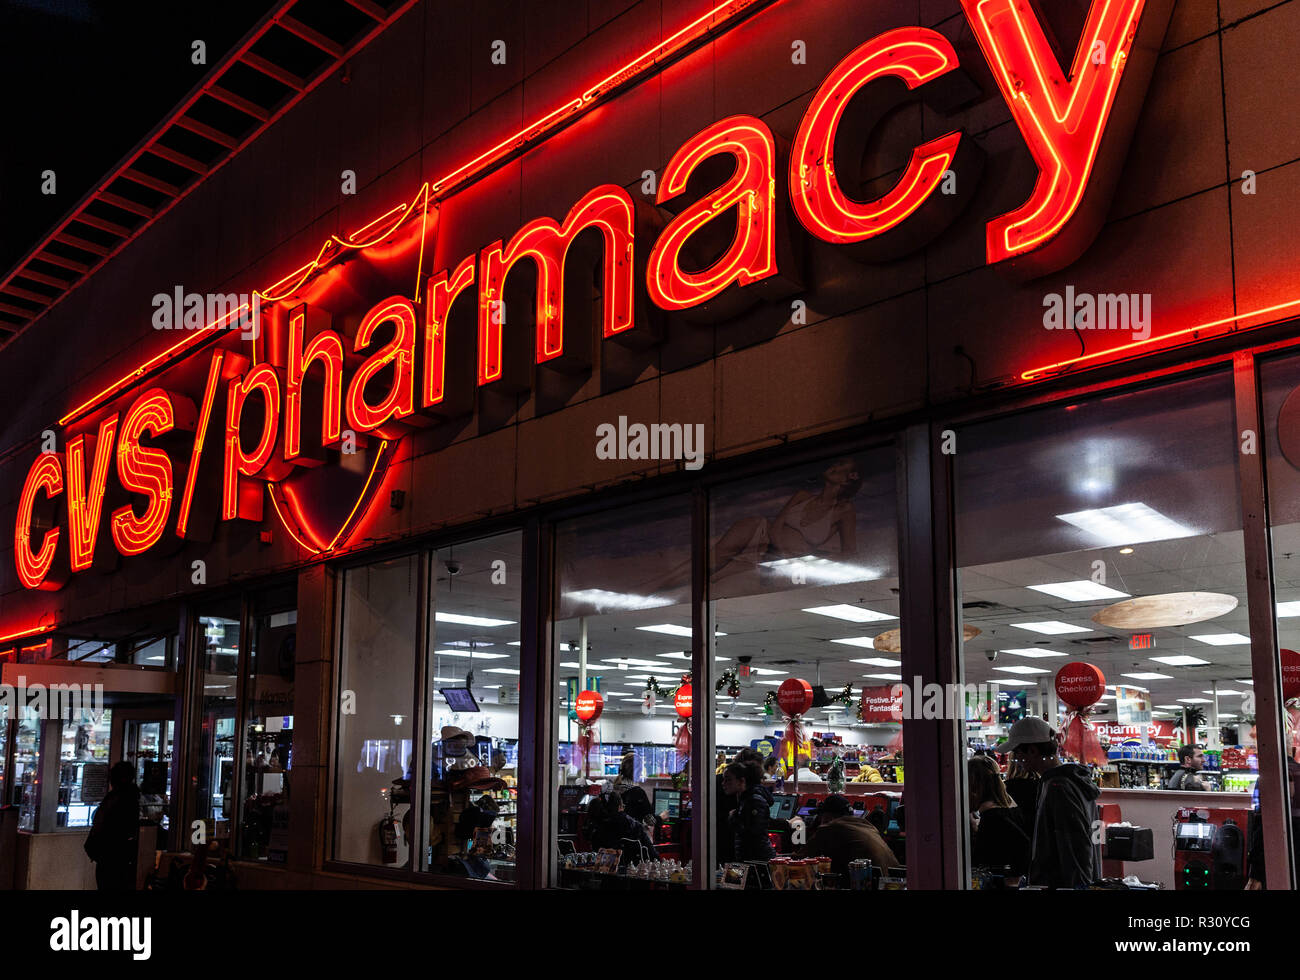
998 717 1101 889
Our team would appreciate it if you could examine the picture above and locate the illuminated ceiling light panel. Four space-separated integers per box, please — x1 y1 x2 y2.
1149 654 1211 666
758 555 880 585
1121 672 1171 681
1155 704 1183 710
802 604 896 623
998 648 1067 659
756 680 784 686
851 657 902 667
1177 697 1213 704
433 649 509 659
1010 621 1091 635
993 665 1052 675
1098 694 1116 700
659 651 729 661
1027 580 1130 602
863 673 903 680
1236 679 1254 685
831 636 876 648
1219 714 1239 720
484 667 521 675
434 612 515 627
562 588 675 610
600 657 673 668
1277 601 1300 618
1055 502 1194 546
1188 633 1250 646
636 625 727 638
1202 689 1243 696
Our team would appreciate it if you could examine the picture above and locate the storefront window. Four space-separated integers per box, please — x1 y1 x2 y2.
194 599 240 845
239 586 297 862
425 532 522 881
57 708 112 828
333 555 420 867
708 450 904 891
15 709 41 830
551 497 693 887
954 372 1264 890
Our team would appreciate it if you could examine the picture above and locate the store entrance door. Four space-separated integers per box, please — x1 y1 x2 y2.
114 706 177 852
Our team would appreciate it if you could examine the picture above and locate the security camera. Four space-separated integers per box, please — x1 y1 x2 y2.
985 650 998 662
445 560 461 576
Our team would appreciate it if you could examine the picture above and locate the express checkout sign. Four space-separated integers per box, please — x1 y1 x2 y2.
13 0 1173 592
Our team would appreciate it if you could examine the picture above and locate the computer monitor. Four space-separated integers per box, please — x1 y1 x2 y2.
558 786 585 812
653 789 682 819
440 687 480 712
768 794 797 821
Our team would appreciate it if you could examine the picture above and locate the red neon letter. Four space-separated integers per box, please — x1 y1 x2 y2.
426 255 475 410
224 362 283 522
478 185 637 385
960 0 1173 269
66 414 119 572
112 388 194 556
14 451 65 590
791 28 963 244
346 297 417 435
285 304 345 465
645 116 779 312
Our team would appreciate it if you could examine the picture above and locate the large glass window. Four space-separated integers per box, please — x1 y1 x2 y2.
194 599 241 847
56 708 113 828
426 532 522 881
708 450 905 891
954 372 1268 890
15 708 42 830
239 585 297 862
333 555 420 867
551 497 693 888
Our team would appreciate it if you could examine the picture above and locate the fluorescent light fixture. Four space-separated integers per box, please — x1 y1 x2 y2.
1098 694 1116 700
1188 633 1250 646
559 662 581 669
999 648 1068 659
758 555 880 585
831 637 878 648
1177 697 1213 704
507 641 521 646
636 625 727 638
992 665 1052 675
659 652 729 661
1277 601 1300 618
434 612 515 627
802 604 896 623
1150 654 1210 666
562 588 674 611
600 657 673 668
1112 683 1151 692
1202 689 1243 696
1056 502 1195 546
1155 705 1184 710
1027 580 1130 602
1219 713 1238 720
863 673 903 681
434 649 509 659
484 667 521 675
1237 679 1254 685
851 657 902 667
1121 672 1171 681
756 680 784 686
1010 621 1091 635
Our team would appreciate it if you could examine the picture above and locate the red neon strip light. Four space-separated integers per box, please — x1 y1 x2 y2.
54 1 769 429
1020 298 1300 381
175 351 225 539
345 298 417 432
0 624 57 645
111 389 184 556
14 453 65 590
66 414 119 572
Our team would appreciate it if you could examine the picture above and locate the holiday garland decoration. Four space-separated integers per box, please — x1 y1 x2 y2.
829 683 854 708
715 666 741 699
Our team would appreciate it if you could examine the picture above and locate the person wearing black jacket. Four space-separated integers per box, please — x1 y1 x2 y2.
1000 717 1100 889
722 761 775 861
967 755 1030 877
588 792 659 864
715 748 764 863
84 762 141 891
1245 759 1300 888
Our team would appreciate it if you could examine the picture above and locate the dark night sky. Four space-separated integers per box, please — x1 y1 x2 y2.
0 0 279 274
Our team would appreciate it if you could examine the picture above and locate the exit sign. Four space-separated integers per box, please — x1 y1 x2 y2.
1129 633 1155 650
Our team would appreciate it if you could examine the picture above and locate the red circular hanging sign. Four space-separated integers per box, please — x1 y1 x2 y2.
674 684 693 718
1056 662 1106 709
777 678 815 717
575 689 604 723
1281 648 1300 701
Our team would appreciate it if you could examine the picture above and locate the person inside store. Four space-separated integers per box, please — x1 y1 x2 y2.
612 751 637 793
722 759 776 861
84 761 142 891
587 791 660 865
967 755 1030 878
763 755 786 789
1003 758 1040 818
802 793 896 882
999 717 1100 889
1165 744 1207 791
716 747 765 862
622 785 662 842
1245 759 1300 889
